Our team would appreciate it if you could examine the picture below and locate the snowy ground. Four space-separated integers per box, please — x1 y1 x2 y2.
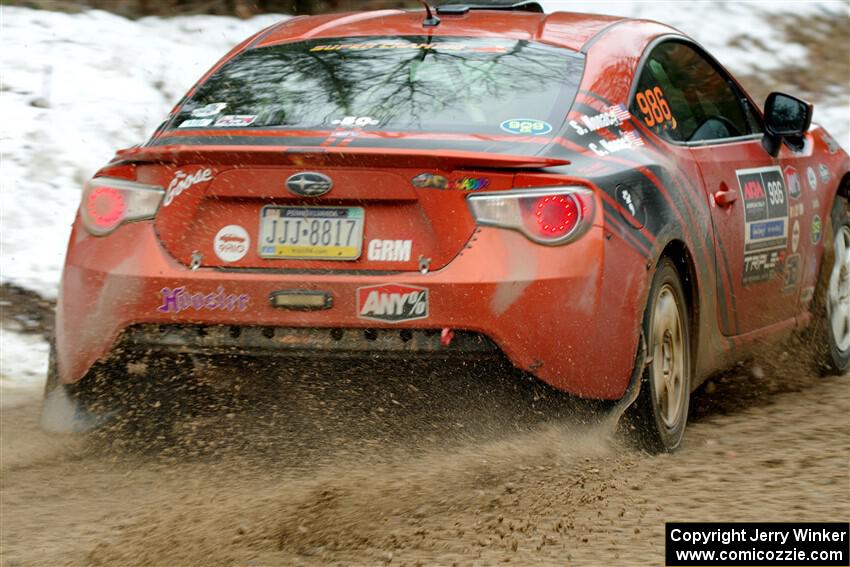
0 2 848 397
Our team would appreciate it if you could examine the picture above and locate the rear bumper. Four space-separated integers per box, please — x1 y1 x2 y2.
57 218 641 399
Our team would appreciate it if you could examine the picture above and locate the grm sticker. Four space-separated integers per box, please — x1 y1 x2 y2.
367 239 412 262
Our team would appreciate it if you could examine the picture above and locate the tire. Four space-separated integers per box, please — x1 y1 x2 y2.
628 258 692 453
812 200 850 375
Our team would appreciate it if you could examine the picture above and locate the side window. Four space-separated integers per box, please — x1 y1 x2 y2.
630 42 755 143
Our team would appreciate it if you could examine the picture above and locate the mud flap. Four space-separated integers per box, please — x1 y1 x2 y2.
599 331 646 434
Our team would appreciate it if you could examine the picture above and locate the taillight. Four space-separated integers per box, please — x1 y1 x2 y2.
79 177 164 236
467 187 595 245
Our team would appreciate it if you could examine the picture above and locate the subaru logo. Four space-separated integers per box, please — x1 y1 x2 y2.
286 172 333 197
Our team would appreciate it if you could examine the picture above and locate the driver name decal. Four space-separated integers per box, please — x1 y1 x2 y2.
737 166 789 285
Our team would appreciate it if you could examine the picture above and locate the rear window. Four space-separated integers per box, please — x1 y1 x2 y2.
169 36 584 136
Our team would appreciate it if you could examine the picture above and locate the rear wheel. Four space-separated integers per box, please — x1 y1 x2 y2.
812 202 850 375
629 258 691 453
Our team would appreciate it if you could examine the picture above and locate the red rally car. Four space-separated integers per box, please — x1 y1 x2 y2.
44 1 850 452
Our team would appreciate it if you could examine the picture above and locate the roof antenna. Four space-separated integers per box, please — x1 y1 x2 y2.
419 1 440 27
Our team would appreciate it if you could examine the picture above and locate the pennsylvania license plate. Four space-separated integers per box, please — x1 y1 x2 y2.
258 206 364 260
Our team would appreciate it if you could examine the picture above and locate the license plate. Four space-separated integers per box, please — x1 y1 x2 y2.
258 206 364 260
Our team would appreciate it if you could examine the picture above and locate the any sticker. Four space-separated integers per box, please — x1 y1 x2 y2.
784 166 801 200
568 105 631 136
811 215 822 244
737 166 789 284
500 119 552 136
367 239 412 262
191 102 227 118
164 168 213 206
215 115 255 127
818 164 830 184
214 225 250 263
157 286 249 314
357 284 428 323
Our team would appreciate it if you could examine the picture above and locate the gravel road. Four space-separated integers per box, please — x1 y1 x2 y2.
1 347 848 567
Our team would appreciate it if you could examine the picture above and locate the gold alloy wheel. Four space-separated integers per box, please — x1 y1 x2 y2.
650 284 687 429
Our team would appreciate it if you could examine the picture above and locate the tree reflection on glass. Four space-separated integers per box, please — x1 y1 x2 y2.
175 36 584 135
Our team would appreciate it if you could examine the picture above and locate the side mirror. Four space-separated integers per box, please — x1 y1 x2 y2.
762 92 813 156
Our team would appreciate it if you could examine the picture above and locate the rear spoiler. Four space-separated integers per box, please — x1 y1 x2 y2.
113 144 570 170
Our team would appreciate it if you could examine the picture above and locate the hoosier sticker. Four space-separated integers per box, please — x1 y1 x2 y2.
737 166 789 285
357 284 428 323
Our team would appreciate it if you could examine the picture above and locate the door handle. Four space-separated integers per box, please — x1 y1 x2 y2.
714 188 738 207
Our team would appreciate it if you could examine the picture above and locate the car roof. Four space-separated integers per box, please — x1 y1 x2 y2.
252 9 669 53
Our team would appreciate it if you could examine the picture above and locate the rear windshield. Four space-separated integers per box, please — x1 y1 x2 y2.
170 36 584 136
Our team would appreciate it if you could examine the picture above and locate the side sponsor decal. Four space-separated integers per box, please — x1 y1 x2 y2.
157 286 249 314
357 284 428 323
783 253 801 292
784 166 801 200
214 115 256 127
820 130 841 154
367 239 412 262
811 215 822 244
789 203 805 219
164 168 213 206
179 118 213 128
818 164 830 184
737 166 789 285
791 220 801 253
806 166 818 191
214 225 250 262
500 119 553 136
191 102 227 118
